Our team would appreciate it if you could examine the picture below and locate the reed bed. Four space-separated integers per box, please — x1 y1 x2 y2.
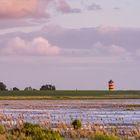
0 113 139 140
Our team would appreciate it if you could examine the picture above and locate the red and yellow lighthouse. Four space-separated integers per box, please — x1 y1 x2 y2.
108 80 115 91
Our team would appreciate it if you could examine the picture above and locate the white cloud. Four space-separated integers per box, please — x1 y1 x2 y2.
0 37 61 56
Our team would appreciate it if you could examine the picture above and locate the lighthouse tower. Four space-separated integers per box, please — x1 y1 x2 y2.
108 80 115 91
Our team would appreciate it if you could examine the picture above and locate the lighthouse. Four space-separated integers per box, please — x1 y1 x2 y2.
108 80 115 91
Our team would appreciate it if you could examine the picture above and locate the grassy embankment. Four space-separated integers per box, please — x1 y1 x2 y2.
0 90 140 100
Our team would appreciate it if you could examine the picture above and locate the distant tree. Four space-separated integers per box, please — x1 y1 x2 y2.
33 88 38 91
40 84 56 91
40 85 47 90
51 85 56 90
13 87 20 91
0 82 7 91
24 87 32 91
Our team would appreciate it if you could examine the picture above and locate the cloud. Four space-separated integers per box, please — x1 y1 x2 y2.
0 0 51 19
114 7 120 10
62 41 129 58
0 19 35 29
91 42 133 62
98 26 120 34
0 0 81 19
56 0 81 13
93 42 128 56
87 3 102 11
0 37 61 56
109 45 126 55
1 26 140 51
0 26 140 63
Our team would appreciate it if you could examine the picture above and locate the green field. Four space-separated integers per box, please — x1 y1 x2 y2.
0 90 140 100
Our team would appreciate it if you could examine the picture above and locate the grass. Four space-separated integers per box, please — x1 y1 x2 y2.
0 90 140 100
0 122 137 140
0 123 64 140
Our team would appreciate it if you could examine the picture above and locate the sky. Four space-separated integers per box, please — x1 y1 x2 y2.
0 0 140 90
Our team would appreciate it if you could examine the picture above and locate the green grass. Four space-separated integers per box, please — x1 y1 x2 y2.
0 90 140 100
0 122 133 140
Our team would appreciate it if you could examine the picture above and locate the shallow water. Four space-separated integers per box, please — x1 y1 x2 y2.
0 99 140 128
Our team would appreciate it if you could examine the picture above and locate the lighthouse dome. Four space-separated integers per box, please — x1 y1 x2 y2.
108 80 114 83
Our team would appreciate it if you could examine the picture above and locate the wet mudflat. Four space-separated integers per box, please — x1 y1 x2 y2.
0 99 140 128
0 99 139 139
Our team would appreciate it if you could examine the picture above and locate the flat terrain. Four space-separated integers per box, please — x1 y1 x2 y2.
0 99 140 139
0 90 140 99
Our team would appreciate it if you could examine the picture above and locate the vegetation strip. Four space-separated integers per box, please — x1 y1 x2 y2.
0 121 139 140
0 90 140 100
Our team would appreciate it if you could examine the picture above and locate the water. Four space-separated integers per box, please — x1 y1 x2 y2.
0 99 140 128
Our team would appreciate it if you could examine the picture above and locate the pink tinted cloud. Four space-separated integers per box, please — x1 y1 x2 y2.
56 0 81 13
93 42 127 56
98 26 119 34
0 0 80 19
0 0 51 18
109 45 126 56
0 37 61 56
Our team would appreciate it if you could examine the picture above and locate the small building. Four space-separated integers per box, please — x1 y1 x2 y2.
108 80 115 91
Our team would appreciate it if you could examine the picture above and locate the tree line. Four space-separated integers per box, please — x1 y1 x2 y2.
0 82 56 91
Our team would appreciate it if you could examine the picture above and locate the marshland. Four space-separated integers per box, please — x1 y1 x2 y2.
0 99 139 139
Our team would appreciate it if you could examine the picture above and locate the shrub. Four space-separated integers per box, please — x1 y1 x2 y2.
72 119 82 129
0 124 4 134
89 134 120 140
136 135 140 140
22 122 40 136
22 122 63 140
32 129 63 140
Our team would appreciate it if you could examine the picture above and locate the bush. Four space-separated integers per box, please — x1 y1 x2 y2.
22 122 40 136
21 122 63 140
72 119 82 129
32 129 62 140
0 124 4 134
89 134 120 140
